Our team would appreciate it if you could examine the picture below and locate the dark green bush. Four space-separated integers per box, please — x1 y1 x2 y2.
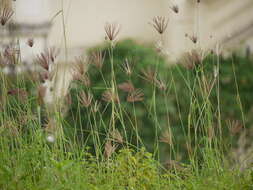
66 39 172 155
66 39 253 161
172 54 253 126
167 54 253 155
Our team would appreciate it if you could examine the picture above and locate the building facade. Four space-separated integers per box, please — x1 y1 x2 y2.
1 0 253 61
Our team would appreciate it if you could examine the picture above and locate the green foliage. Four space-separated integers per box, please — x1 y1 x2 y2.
67 39 253 162
1 39 253 189
66 39 171 153
168 55 253 143
0 133 252 189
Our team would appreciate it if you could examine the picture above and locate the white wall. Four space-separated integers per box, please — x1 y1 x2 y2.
14 0 51 24
48 0 168 50
10 0 253 62
166 0 253 59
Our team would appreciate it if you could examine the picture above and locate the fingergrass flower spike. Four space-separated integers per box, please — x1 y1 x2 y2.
118 81 135 93
141 67 156 83
110 129 123 144
72 56 89 80
186 33 198 44
170 5 179 14
81 74 91 87
150 16 169 34
79 91 93 108
36 53 50 71
89 50 105 70
27 38 34 47
104 22 120 41
104 140 118 159
0 6 14 26
180 49 206 69
72 56 90 86
102 90 119 103
3 46 20 65
190 35 197 44
36 48 59 71
154 78 166 91
127 89 144 103
122 58 132 76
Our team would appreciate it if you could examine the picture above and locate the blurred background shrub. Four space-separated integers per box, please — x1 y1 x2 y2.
66 39 170 153
64 39 253 161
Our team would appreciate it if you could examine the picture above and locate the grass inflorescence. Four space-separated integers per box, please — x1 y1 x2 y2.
0 1 253 189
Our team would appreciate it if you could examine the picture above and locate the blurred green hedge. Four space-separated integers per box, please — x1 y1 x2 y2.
66 39 170 152
66 39 253 161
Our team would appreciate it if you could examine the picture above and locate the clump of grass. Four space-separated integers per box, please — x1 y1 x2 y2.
0 5 13 26
0 1 253 189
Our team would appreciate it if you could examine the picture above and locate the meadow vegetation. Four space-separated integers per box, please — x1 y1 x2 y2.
0 1 253 189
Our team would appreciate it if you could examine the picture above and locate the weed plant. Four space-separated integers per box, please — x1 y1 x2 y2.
0 1 252 189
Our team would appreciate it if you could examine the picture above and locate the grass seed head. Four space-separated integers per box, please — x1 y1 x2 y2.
104 22 120 41
36 48 58 71
170 5 179 14
37 53 50 71
102 90 119 103
81 74 91 87
122 58 132 76
72 55 89 80
150 16 169 34
89 50 105 70
110 129 123 144
154 78 167 91
3 46 20 65
187 34 198 44
127 89 144 103
141 67 156 83
118 81 135 93
104 140 117 159
180 49 206 69
79 91 93 108
27 38 34 47
0 6 14 26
